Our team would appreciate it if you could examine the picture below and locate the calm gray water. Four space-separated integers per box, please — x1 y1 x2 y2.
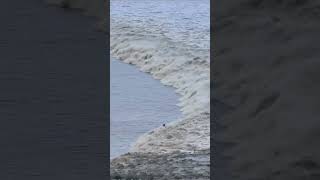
110 59 181 159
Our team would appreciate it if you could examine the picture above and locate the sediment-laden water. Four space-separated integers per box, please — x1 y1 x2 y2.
111 0 210 155
110 59 181 159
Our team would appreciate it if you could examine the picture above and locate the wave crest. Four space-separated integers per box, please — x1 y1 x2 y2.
111 20 210 153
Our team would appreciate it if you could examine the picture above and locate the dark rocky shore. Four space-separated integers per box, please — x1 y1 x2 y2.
213 0 320 179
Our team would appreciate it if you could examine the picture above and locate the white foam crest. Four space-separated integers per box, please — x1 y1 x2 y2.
111 20 210 153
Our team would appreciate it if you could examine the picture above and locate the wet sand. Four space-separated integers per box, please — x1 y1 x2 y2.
0 0 107 179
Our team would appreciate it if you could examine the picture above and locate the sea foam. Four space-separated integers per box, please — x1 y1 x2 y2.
111 18 210 154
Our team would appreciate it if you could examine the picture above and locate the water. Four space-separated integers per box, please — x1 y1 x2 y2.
110 0 210 158
110 59 181 159
111 0 210 50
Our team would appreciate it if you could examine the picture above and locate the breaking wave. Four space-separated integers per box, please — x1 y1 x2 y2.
111 17 210 153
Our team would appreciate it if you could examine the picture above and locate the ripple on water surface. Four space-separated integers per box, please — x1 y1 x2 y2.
111 0 210 50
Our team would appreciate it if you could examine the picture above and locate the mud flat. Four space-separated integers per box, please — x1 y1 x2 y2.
213 0 320 179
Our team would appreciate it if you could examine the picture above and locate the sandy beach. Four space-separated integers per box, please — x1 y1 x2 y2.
0 0 107 178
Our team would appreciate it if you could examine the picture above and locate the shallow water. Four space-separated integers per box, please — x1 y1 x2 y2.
110 59 181 159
